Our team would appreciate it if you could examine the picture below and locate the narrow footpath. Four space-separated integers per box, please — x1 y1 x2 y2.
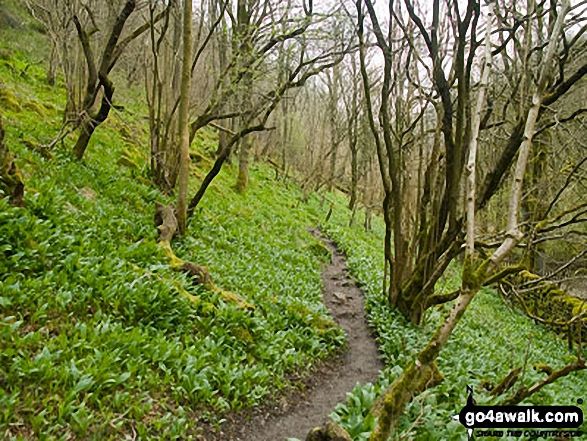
213 229 383 441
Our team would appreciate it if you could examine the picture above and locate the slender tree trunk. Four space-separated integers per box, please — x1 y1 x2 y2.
235 136 251 193
327 65 340 191
357 3 394 297
466 2 494 256
280 98 290 179
213 0 230 159
47 45 57 86
176 0 193 235
216 130 227 157
234 0 253 194
349 142 358 210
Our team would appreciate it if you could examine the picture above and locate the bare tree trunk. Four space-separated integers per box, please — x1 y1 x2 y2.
349 141 358 210
466 2 494 256
357 3 394 298
346 55 360 211
235 136 251 193
234 0 253 194
327 65 340 191
213 0 230 159
146 0 175 192
73 76 115 160
46 45 57 86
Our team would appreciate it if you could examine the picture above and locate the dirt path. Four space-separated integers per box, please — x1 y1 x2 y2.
213 229 383 441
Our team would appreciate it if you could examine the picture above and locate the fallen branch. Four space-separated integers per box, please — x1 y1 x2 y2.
500 359 586 406
490 366 521 397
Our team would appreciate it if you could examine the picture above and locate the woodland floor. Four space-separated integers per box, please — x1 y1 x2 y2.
203 229 383 441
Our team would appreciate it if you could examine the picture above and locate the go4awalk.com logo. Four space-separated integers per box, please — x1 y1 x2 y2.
453 386 584 439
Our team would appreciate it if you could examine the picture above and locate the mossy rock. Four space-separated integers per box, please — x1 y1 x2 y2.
519 270 541 280
0 48 12 60
311 315 336 332
306 421 352 441
566 296 587 317
42 101 56 111
118 143 146 170
0 86 21 112
513 271 587 340
198 301 216 315
23 101 44 115
219 289 255 310
287 302 313 317
118 123 133 141
233 326 254 343
118 155 140 170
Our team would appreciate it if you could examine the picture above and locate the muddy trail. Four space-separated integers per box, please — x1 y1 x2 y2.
207 228 383 441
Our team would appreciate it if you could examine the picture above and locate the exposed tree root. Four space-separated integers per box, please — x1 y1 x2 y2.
154 201 254 310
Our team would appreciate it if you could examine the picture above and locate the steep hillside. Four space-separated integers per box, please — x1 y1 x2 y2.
2 5 586 441
0 29 344 439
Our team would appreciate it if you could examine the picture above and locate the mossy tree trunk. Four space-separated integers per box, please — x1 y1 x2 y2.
176 0 193 235
0 115 24 207
235 137 251 193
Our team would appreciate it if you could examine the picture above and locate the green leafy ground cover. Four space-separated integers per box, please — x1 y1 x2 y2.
2 11 586 440
0 42 345 439
318 193 587 440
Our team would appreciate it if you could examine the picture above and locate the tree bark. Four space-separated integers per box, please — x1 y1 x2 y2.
234 0 253 194
466 2 494 255
176 0 193 235
235 136 251 193
73 76 115 160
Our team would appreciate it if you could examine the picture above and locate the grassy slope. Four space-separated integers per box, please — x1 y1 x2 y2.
319 192 587 440
0 22 344 440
